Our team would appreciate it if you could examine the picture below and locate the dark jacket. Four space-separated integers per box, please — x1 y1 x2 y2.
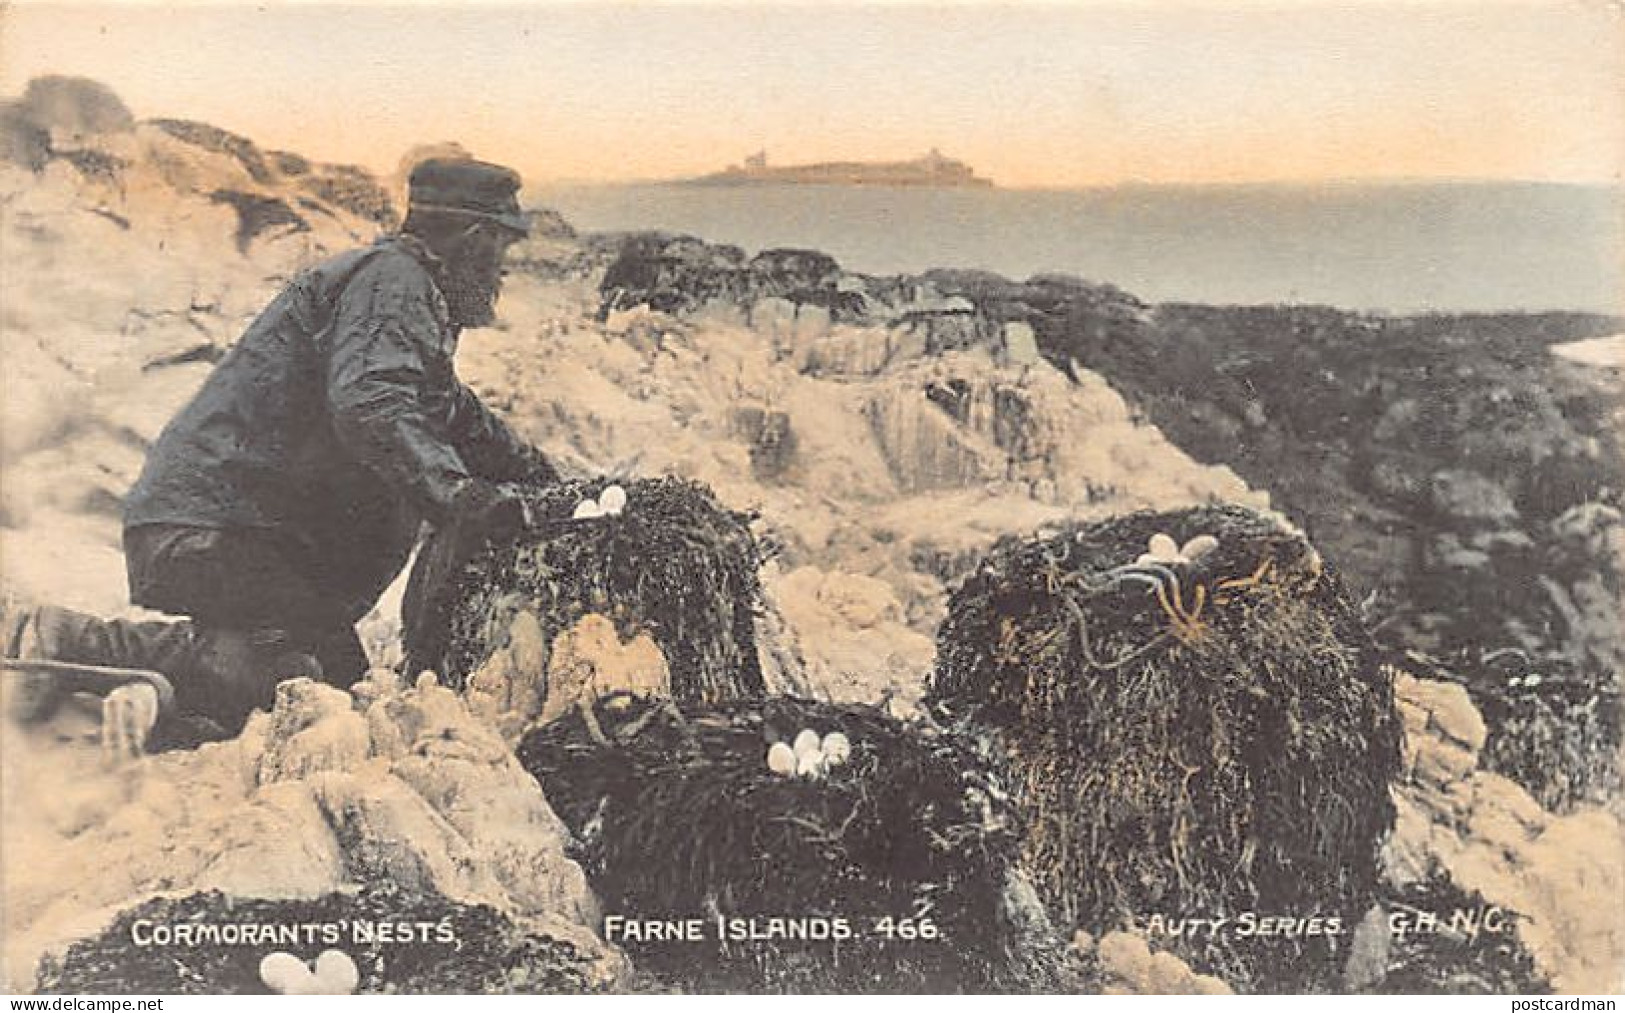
123 234 541 614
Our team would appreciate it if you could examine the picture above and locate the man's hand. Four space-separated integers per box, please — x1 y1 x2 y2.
453 480 533 548
518 444 560 486
400 480 534 668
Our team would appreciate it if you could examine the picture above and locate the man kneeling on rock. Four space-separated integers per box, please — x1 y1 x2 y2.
2 158 555 753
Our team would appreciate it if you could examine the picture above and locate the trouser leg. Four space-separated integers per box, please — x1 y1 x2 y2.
121 524 372 730
127 524 370 684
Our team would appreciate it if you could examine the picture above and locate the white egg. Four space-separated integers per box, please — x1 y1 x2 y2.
259 952 311 995
797 751 824 778
821 731 851 766
1134 553 1158 567
573 499 603 520
314 949 360 994
767 741 796 775
599 484 628 515
793 728 821 757
1181 534 1219 561
1147 533 1179 561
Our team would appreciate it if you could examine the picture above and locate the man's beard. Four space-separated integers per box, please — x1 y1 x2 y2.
440 263 501 327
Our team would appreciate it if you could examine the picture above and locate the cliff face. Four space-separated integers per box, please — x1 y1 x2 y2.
591 233 1624 679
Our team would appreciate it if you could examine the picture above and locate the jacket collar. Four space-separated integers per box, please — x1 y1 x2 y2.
392 232 445 276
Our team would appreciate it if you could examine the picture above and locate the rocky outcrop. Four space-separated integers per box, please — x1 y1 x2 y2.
597 233 863 323
1044 301 1624 679
147 118 277 184
1383 669 1625 993
1072 931 1231 995
592 229 1623 681
15 76 135 139
0 670 618 991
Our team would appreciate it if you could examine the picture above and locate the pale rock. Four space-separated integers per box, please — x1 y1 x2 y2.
865 383 992 492
799 325 915 377
1095 931 1152 986
256 679 371 785
747 297 798 339
193 781 345 897
1387 697 1625 995
1189 974 1232 995
2 656 614 992
1415 738 1478 786
1423 682 1489 752
1515 811 1625 993
391 757 597 925
1469 806 1538 855
1090 931 1228 994
1471 772 1550 830
1146 950 1194 993
377 676 510 766
311 769 503 903
1000 320 1041 366
465 608 552 742
793 303 832 341
766 565 936 708
539 612 671 731
350 666 404 709
364 698 410 761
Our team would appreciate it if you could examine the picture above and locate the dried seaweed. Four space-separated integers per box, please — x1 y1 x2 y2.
519 695 1064 993
403 476 766 706
929 504 1403 991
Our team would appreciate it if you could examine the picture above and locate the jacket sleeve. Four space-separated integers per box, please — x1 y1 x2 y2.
323 255 475 525
446 381 559 485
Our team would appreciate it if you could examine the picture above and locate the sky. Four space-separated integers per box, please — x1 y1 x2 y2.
2 1 1622 189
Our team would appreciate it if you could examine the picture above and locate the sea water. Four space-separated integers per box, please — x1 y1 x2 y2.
530 181 1624 315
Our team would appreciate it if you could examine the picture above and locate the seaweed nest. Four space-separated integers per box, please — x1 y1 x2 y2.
518 695 1063 993
34 883 607 995
403 476 766 706
928 503 1403 990
1392 647 1621 813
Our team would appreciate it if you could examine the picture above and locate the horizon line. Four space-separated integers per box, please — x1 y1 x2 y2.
522 173 1625 191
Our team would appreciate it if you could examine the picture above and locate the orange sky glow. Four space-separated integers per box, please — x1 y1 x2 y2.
3 1 1622 188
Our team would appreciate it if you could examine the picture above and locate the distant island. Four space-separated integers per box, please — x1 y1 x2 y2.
683 149 993 188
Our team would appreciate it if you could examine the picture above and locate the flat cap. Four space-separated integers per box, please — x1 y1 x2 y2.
408 158 528 234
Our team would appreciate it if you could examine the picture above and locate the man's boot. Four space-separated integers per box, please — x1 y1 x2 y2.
1 596 320 741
